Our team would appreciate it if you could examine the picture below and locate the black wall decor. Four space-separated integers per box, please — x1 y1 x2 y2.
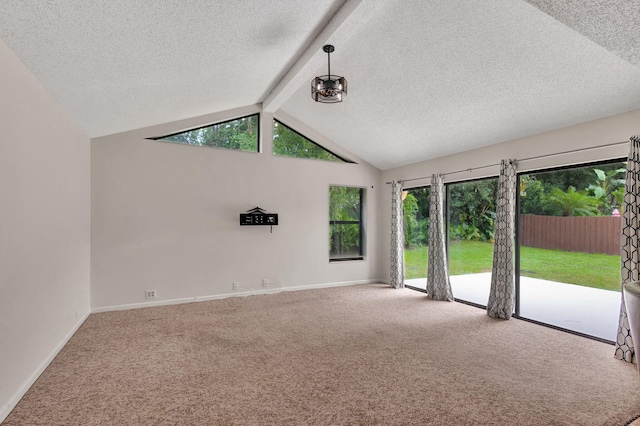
240 207 278 232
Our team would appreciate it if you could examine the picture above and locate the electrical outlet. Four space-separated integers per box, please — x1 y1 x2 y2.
145 289 157 299
262 278 269 287
233 282 240 290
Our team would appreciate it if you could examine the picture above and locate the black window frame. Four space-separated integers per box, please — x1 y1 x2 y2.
329 186 364 262
148 113 260 152
273 119 354 163
404 158 627 345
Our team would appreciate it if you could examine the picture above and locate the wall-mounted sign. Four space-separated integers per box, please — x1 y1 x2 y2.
240 207 278 232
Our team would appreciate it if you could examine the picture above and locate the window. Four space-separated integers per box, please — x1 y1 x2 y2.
401 158 627 343
329 186 364 261
151 114 259 152
447 178 498 306
517 160 625 340
403 186 431 289
273 119 351 162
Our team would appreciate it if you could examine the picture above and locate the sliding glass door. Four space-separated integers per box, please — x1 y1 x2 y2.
447 178 498 306
403 187 430 290
399 159 626 341
517 161 625 340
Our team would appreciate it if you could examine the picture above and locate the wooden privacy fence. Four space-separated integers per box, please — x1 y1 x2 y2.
519 214 621 256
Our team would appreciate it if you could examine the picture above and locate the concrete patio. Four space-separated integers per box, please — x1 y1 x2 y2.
405 273 621 341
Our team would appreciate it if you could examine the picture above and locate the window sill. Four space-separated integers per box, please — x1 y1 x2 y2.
329 257 364 262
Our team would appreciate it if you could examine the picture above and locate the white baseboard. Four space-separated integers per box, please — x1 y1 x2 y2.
0 311 91 424
92 279 383 313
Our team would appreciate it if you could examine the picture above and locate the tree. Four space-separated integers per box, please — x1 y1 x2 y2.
163 115 258 151
521 163 626 217
273 121 342 162
403 193 429 248
534 167 596 193
402 188 430 248
519 175 546 215
588 168 625 215
544 186 599 216
448 179 497 241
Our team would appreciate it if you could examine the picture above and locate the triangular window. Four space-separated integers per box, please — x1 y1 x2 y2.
151 114 259 152
273 119 353 163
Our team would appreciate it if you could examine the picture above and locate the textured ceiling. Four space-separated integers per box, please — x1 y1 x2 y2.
0 0 343 137
280 0 640 169
525 0 640 66
2 0 640 170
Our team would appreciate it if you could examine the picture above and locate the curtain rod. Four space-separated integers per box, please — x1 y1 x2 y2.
385 140 628 185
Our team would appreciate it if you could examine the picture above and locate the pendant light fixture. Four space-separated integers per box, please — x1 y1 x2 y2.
311 45 347 103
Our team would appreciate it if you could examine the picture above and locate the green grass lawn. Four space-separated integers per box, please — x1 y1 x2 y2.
404 240 621 292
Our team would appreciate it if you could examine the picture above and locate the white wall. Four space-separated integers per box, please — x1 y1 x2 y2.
378 109 640 277
0 39 91 421
91 108 382 310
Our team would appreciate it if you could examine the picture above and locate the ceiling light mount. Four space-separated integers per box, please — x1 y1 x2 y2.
311 44 347 103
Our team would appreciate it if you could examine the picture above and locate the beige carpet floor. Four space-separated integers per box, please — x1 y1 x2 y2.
4 284 640 425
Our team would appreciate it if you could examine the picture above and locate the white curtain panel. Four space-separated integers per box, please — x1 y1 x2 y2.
427 174 454 301
615 136 639 364
487 159 517 320
390 181 405 289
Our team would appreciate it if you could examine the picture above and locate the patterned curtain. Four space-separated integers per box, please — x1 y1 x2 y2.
615 136 640 364
487 159 517 319
390 181 405 289
427 174 453 301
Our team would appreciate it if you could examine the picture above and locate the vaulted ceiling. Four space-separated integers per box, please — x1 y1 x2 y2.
2 0 640 170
